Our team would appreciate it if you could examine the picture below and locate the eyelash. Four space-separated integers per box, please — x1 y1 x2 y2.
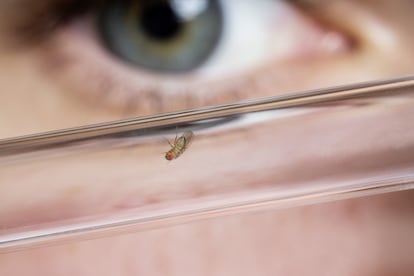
10 0 353 117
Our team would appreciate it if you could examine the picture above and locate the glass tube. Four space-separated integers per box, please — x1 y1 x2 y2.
1 75 414 253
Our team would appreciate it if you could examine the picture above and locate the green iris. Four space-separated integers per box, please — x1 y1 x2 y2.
99 0 223 73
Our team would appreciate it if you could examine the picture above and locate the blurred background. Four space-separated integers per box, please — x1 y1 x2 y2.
1 0 414 275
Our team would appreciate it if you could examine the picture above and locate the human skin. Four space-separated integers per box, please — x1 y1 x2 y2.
1 0 414 275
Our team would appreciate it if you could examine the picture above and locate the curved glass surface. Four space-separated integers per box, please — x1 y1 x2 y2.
1 75 414 252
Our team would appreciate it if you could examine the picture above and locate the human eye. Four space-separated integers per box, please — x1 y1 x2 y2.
1 0 352 120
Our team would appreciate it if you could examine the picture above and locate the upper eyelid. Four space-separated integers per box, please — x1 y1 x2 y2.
3 0 352 53
4 0 322 40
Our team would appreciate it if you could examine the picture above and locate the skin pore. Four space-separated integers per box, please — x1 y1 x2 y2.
1 0 414 275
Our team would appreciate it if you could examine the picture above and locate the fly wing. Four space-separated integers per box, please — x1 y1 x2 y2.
182 131 194 149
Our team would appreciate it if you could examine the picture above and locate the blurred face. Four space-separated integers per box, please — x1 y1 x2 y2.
1 0 414 275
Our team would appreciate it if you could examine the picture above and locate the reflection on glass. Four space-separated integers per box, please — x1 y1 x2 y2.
1 75 414 252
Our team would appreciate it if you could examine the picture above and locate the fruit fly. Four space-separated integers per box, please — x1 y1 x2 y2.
165 131 194 161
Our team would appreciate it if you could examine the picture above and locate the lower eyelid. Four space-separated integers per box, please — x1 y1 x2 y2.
34 9 352 117
32 19 249 115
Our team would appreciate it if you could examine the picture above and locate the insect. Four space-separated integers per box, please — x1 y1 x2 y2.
165 130 194 161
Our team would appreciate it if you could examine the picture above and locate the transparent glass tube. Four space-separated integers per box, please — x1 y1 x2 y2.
1 75 414 253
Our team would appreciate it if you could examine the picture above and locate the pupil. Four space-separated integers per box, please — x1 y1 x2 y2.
140 3 183 40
